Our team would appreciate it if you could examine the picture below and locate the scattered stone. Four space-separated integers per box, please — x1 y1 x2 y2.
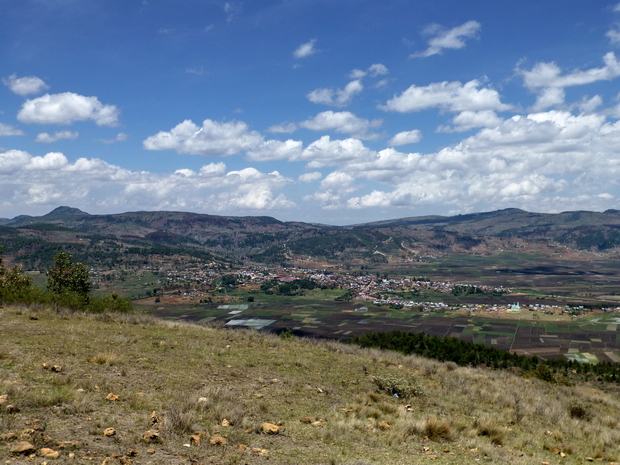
311 421 324 427
221 418 230 427
5 404 20 413
149 411 163 425
40 448 60 458
237 444 248 451
300 417 312 424
106 393 119 401
118 456 133 464
209 436 227 446
0 394 7 404
10 441 35 455
378 421 391 430
190 434 202 446
20 428 35 439
2 432 17 441
68 452 76 459
260 423 280 435
146 449 155 454
58 440 81 449
103 428 116 437
197 397 208 403
142 430 160 443
259 449 269 457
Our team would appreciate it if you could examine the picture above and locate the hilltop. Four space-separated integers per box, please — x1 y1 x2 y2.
2 304 620 464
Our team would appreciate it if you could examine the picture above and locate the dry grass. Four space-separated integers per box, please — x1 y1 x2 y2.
1 305 620 464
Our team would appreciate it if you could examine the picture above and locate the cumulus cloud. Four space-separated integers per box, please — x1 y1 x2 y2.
18 93 119 126
299 172 322 182
380 79 511 113
0 123 24 137
436 110 503 132
307 80 363 107
411 21 481 58
3 74 49 96
35 131 78 143
0 149 294 215
299 136 375 168
294 39 317 58
388 129 422 146
246 139 303 161
520 52 620 89
143 119 264 156
299 111 382 139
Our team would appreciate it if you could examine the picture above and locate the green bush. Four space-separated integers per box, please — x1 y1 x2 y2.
372 375 424 400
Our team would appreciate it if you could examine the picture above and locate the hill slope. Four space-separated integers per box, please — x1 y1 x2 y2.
1 305 620 464
4 207 620 270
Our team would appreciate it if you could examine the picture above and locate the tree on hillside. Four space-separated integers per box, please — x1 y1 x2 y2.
46 252 92 302
0 246 34 302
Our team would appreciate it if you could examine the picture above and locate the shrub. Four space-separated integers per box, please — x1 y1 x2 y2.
568 400 592 421
423 415 452 441
372 375 424 400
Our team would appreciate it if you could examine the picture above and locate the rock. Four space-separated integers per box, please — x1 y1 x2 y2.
237 444 248 451
197 397 207 403
146 449 155 454
300 417 312 423
221 418 230 427
149 411 163 425
190 434 202 446
5 404 20 413
142 430 160 443
259 449 269 457
40 448 60 458
311 421 324 427
103 427 116 437
10 441 35 455
68 452 76 459
0 394 7 404
378 421 391 430
2 432 17 442
209 436 227 446
106 393 119 401
260 423 280 434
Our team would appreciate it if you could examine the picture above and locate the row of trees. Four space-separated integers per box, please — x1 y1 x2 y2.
0 247 132 312
347 330 620 384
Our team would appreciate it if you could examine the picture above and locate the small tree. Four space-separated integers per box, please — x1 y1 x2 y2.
46 252 92 304
0 246 34 302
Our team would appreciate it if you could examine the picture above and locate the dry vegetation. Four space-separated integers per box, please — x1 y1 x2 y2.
2 305 620 464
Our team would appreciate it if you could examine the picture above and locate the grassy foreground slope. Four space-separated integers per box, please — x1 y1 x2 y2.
2 307 620 464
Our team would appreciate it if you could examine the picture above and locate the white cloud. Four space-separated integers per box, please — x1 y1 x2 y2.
299 136 375 168
18 93 119 126
607 29 620 45
0 123 24 137
35 131 78 143
143 119 264 156
412 21 481 58
3 74 49 96
299 172 322 183
349 63 389 79
380 79 511 113
294 39 317 59
98 133 128 144
388 129 422 146
246 139 303 161
299 111 382 139
307 80 363 107
520 52 620 89
0 149 294 215
436 110 504 132
530 87 566 111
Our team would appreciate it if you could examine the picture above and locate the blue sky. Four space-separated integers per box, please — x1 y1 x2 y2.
2 0 620 224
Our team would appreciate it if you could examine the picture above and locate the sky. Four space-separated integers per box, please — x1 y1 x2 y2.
2 1 620 225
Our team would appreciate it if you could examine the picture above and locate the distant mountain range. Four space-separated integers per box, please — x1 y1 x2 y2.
2 206 620 270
